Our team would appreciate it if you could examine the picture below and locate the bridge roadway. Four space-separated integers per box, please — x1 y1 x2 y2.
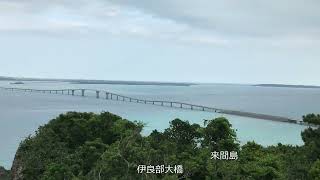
0 87 307 125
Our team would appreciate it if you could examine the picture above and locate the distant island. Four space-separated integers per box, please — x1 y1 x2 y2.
255 84 320 89
69 80 194 86
0 76 196 86
9 81 24 85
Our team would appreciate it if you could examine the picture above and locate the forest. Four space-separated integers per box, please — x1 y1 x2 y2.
4 112 320 180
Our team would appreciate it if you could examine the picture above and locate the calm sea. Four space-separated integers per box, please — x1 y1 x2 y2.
1 81 319 169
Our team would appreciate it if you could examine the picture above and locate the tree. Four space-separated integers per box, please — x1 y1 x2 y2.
13 112 320 180
203 117 239 152
301 127 320 162
309 159 320 180
0 166 10 180
303 113 320 125
164 119 201 148
41 163 73 180
238 142 283 179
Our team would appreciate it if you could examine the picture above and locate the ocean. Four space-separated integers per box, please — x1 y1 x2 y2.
0 80 319 169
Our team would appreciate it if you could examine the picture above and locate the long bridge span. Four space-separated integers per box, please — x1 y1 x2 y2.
0 87 306 125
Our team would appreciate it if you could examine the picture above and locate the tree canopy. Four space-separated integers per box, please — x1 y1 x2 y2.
11 112 320 179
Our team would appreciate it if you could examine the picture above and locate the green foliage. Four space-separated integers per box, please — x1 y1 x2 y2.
302 127 320 162
164 119 201 146
0 166 10 180
239 142 282 179
310 159 320 180
42 163 73 180
16 112 320 180
303 113 320 125
203 117 239 152
18 112 141 180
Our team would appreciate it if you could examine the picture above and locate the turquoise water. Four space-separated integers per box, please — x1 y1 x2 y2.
1 81 318 169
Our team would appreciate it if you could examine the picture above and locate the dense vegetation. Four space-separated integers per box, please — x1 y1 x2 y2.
11 112 320 179
0 166 10 180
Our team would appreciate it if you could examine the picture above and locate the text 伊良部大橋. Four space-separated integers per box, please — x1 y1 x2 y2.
137 164 183 174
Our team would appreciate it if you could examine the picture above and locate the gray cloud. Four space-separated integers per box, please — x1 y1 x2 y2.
111 0 320 37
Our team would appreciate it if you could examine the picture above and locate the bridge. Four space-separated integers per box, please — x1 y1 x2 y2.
0 87 306 125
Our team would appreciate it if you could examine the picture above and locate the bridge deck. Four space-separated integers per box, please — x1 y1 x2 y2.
0 87 307 125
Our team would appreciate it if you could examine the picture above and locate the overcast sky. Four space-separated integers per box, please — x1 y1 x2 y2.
0 0 319 85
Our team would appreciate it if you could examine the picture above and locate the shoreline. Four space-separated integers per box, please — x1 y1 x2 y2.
255 84 320 89
0 76 196 87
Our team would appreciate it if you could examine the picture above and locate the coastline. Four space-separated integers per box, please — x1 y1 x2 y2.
0 76 196 87
255 84 320 89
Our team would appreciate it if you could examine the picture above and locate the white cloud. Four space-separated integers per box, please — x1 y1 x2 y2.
0 0 230 46
0 0 319 48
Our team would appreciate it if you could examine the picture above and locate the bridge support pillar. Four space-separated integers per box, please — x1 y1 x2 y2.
170 102 173 107
81 89 85 97
117 95 119 100
71 90 75 96
96 91 100 98
106 93 109 99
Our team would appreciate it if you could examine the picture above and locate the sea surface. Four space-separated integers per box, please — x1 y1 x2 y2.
1 81 319 169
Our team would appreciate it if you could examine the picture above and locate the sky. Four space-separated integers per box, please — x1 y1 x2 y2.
0 0 319 85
